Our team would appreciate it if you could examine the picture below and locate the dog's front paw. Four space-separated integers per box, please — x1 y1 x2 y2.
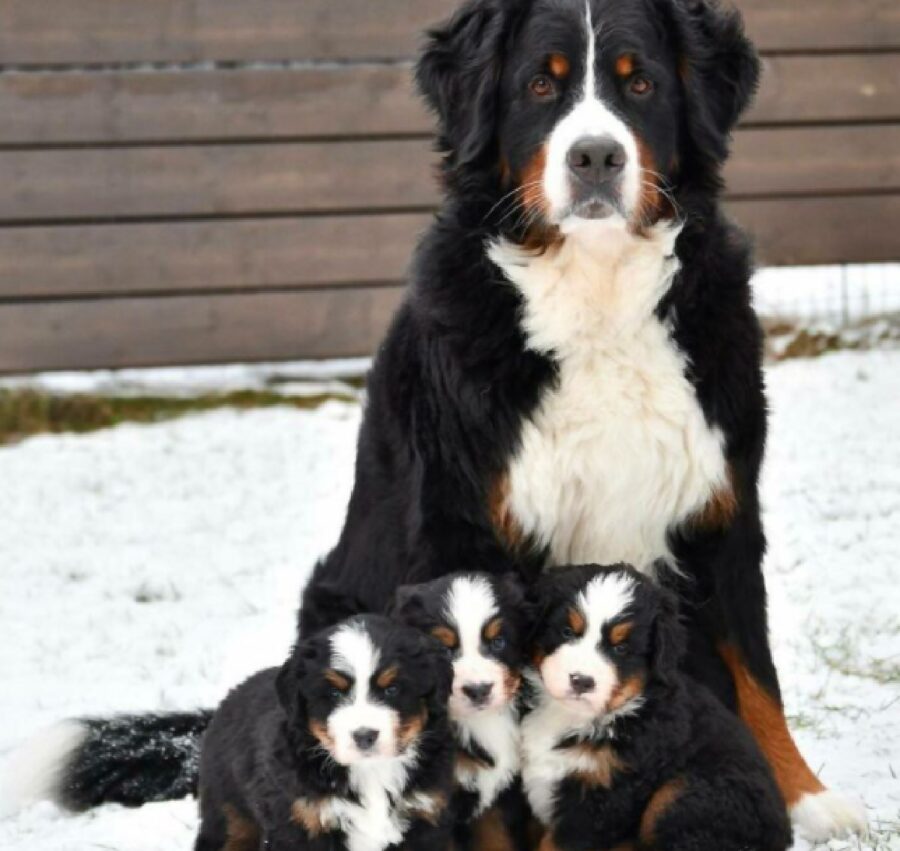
790 789 868 842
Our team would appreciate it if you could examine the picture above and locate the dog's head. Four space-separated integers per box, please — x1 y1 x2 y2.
276 614 452 766
417 0 758 241
529 564 684 720
392 573 526 720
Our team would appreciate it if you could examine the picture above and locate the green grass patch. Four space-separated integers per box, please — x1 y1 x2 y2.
0 387 359 446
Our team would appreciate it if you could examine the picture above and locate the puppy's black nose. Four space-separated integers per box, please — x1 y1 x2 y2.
462 682 494 706
569 673 596 695
352 728 379 751
567 136 626 185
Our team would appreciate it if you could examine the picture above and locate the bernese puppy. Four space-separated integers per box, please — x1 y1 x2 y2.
522 564 792 851
28 0 865 840
195 615 454 851
392 573 530 851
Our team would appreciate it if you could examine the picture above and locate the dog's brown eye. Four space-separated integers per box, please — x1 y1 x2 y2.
630 76 653 96
613 642 629 655
530 75 555 98
561 626 576 640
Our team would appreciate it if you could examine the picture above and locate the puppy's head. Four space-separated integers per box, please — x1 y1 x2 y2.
277 614 452 766
529 564 684 720
392 573 526 720
417 0 758 242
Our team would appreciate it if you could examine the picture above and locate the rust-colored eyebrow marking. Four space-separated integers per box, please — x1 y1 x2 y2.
548 53 571 79
324 669 350 691
376 665 399 688
483 617 504 641
567 607 586 637
609 621 634 646
615 54 635 77
431 625 459 649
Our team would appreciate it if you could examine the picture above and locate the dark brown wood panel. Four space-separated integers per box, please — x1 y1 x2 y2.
0 214 430 299
0 141 439 221
0 0 896 66
0 286 407 373
729 194 900 266
2 54 898 147
2 126 897 222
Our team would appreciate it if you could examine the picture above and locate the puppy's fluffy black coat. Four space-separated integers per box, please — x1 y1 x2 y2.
195 615 454 851
523 565 792 851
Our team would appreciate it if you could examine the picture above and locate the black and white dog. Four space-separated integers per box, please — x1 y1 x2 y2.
9 0 864 841
522 564 792 851
392 573 529 851
195 615 455 851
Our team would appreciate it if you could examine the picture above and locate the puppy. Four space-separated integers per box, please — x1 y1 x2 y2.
195 614 454 851
522 564 792 851
393 573 529 851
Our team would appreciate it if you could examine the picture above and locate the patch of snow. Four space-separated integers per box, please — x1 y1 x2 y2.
0 352 897 850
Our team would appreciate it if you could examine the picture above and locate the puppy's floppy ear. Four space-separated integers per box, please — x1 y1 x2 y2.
275 640 318 717
650 587 686 685
299 581 364 637
672 0 760 159
390 583 428 624
419 634 454 714
416 0 507 168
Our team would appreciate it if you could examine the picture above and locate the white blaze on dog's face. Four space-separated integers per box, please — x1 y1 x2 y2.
440 576 519 719
537 571 643 719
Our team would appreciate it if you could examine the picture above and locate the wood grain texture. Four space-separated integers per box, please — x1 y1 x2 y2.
0 286 407 373
0 0 896 65
0 214 430 298
1 54 897 146
1 126 896 221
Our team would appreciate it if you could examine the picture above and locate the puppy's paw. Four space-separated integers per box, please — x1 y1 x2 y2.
790 789 868 842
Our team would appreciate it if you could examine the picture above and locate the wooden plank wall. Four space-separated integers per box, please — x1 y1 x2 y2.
0 0 897 373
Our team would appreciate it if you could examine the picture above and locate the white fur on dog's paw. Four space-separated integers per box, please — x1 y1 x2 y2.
790 789 868 842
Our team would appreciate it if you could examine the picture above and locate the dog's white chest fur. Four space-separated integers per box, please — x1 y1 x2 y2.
490 223 727 571
454 706 521 815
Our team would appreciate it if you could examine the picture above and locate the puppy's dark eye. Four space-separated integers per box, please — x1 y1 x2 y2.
530 75 556 98
561 626 576 640
330 688 344 700
629 76 653 96
612 643 629 656
490 636 507 652
383 684 399 698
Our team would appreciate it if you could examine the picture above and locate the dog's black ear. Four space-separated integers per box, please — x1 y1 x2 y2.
496 571 526 610
420 636 454 715
275 640 318 717
650 587 686 685
416 0 508 168
299 581 364 636
390 583 428 625
672 0 760 160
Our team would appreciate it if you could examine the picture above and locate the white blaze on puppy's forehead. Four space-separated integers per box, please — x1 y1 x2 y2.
542 1 641 222
331 620 380 696
578 572 636 639
444 575 498 655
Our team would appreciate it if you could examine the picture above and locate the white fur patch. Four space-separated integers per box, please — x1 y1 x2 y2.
454 705 521 816
328 622 398 764
0 721 88 816
541 572 635 716
791 789 868 842
490 220 728 572
444 576 509 716
543 2 641 225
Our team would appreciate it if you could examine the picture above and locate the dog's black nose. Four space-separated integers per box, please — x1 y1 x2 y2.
462 682 494 705
569 673 596 695
352 728 379 751
567 136 626 185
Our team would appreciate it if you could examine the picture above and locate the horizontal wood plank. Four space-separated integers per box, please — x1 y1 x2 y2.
0 286 407 373
0 215 429 299
0 0 895 66
2 54 898 147
1 126 897 222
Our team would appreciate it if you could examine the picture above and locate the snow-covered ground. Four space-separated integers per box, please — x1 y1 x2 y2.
0 349 897 850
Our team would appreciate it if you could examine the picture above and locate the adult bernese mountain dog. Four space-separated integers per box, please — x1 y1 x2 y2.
195 615 454 851
522 563 791 851
9 0 865 842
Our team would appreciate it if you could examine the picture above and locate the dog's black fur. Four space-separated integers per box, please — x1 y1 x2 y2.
526 565 792 851
42 0 819 823
194 615 455 851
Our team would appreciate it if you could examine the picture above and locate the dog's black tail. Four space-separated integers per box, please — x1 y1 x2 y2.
0 710 213 815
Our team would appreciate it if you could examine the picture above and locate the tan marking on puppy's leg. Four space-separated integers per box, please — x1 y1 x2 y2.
472 806 516 851
570 743 627 788
720 644 825 805
222 804 261 851
639 777 686 845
